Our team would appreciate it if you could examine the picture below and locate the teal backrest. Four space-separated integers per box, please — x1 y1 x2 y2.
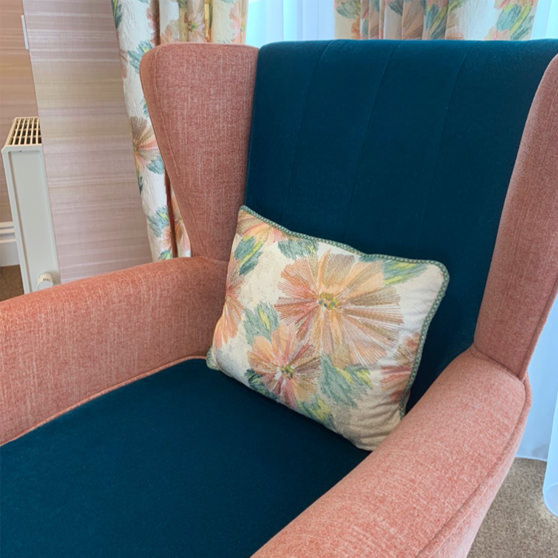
244 40 558 406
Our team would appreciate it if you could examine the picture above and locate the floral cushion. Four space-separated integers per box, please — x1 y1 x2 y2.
207 207 449 450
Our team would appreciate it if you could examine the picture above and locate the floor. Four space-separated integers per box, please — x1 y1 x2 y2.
0 265 23 301
1 267 557 556
469 458 558 557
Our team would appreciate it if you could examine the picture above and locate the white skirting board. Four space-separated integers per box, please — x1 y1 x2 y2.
0 221 19 267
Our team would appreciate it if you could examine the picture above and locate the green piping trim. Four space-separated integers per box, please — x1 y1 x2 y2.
399 265 449 418
240 205 448 272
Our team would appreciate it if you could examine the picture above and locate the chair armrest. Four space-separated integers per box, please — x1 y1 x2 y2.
0 257 227 446
254 348 529 558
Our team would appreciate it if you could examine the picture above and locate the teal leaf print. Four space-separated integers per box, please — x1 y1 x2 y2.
496 5 534 40
127 40 152 74
345 364 374 389
299 396 334 429
159 249 173 260
111 0 122 29
277 238 318 260
246 369 276 399
448 0 468 8
137 172 144 194
424 3 447 39
147 206 169 238
387 0 404 16
335 0 360 19
381 260 427 286
146 154 164 175
319 354 372 409
234 236 255 260
142 99 150 118
234 236 263 275
244 303 279 344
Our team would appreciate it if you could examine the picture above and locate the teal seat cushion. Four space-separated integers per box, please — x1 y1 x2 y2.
1 359 368 557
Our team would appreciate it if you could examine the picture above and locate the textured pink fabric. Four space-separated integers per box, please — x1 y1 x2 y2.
475 55 558 379
254 349 528 558
0 257 227 445
140 43 258 262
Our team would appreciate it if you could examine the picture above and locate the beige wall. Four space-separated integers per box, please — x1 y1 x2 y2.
0 0 38 223
22 0 151 282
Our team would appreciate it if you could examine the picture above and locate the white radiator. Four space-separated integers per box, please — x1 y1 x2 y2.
2 117 59 293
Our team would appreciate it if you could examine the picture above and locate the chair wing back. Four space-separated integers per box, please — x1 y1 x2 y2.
244 40 558 405
141 43 258 261
475 54 558 380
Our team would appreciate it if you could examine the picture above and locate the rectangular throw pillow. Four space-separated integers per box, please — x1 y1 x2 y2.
207 207 449 450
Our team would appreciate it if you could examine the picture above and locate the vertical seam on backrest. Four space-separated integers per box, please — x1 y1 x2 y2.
411 44 471 248
340 43 399 243
280 41 333 226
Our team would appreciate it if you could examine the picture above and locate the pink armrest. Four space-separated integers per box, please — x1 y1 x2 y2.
254 348 528 558
0 257 227 446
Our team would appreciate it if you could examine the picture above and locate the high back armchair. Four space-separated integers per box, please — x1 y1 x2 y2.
1 40 558 557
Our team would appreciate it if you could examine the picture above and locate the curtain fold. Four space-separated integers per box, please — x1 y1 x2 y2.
335 0 540 41
112 0 248 261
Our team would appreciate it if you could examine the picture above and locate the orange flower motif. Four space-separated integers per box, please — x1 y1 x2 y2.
160 21 180 45
380 333 420 403
130 117 159 171
214 259 244 348
229 1 246 44
276 252 402 366
248 324 320 407
184 1 206 43
237 210 287 245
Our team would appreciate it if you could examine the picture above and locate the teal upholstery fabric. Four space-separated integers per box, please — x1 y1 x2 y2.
245 40 558 407
1 360 367 558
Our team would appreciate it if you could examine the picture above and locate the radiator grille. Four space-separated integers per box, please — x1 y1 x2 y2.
6 117 41 147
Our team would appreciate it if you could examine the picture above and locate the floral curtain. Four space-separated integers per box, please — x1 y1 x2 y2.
112 0 248 260
334 0 539 41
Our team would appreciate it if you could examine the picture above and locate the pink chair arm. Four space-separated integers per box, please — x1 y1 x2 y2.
0 257 227 446
255 348 529 558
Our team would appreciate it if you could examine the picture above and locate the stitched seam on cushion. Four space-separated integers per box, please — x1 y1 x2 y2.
340 42 399 244
149 45 232 258
149 46 202 256
280 41 333 226
415 378 527 557
2 355 207 447
413 45 471 248
469 344 519 381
